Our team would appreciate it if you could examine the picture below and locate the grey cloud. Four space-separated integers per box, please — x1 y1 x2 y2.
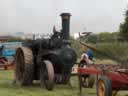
0 0 127 35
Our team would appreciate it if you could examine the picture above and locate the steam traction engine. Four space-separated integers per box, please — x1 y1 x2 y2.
15 13 77 90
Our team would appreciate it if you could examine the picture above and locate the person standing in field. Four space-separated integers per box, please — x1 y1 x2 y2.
80 49 94 65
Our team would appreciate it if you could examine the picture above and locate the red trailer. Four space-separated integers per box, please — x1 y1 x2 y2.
78 63 128 96
0 57 14 70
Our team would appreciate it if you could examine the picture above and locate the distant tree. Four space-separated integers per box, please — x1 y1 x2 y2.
111 32 119 37
98 32 112 42
71 37 87 58
120 9 128 41
95 42 128 63
87 34 98 43
8 37 31 42
8 37 23 42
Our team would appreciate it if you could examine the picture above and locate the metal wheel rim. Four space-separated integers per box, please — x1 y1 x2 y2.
15 48 25 82
43 60 54 90
98 80 105 96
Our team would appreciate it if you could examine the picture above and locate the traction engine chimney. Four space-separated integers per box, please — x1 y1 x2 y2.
60 13 71 41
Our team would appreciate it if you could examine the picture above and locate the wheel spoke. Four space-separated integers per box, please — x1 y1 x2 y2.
98 80 105 96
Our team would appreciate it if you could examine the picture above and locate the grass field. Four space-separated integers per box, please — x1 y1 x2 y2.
0 70 127 96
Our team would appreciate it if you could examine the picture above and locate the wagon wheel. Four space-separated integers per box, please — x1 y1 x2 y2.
15 47 34 85
79 60 87 87
97 76 112 96
78 73 82 95
40 60 54 90
78 60 86 94
87 75 95 88
79 61 95 88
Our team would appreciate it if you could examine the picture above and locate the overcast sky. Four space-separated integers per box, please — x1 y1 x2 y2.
0 0 127 34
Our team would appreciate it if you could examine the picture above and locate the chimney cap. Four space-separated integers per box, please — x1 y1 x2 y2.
60 13 71 17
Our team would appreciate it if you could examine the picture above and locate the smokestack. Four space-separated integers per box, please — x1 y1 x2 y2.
60 13 71 40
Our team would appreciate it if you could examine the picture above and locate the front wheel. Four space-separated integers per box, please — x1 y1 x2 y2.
40 60 55 90
97 76 112 96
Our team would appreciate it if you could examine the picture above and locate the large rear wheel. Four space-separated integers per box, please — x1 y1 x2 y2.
15 47 34 86
40 60 54 90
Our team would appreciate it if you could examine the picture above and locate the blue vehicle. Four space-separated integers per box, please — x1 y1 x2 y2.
0 42 22 59
0 42 22 69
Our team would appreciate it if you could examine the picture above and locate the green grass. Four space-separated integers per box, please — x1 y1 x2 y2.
0 70 127 96
95 59 118 64
0 70 94 96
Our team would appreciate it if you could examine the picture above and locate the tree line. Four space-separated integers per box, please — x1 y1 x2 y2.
72 9 128 62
